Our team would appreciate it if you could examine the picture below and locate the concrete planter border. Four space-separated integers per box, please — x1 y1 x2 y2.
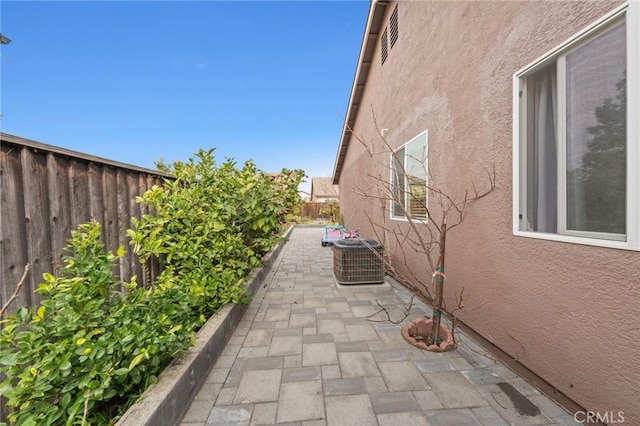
116 226 294 426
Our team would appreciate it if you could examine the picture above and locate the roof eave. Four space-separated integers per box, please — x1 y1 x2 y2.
332 0 389 185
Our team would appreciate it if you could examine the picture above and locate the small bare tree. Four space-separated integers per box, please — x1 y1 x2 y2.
348 111 495 346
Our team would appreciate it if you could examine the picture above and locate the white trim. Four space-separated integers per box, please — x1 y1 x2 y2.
513 230 639 251
390 130 428 222
390 145 405 220
556 54 568 236
514 3 628 77
562 229 626 242
625 0 640 249
513 2 639 250
512 74 522 235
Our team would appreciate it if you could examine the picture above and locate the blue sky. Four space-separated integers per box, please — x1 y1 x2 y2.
0 1 369 191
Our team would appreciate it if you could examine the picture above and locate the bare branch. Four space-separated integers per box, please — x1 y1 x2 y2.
0 264 31 317
367 293 417 324
81 392 91 426
345 106 496 345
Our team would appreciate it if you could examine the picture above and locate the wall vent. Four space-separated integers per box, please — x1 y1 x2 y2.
381 27 389 65
390 4 399 48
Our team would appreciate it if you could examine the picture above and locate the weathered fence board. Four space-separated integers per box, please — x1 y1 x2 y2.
47 153 72 272
1 148 29 309
103 167 120 278
0 133 171 315
69 159 92 228
117 169 132 284
21 148 50 304
88 162 107 242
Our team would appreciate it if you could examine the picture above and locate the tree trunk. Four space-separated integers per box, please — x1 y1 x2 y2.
431 223 446 344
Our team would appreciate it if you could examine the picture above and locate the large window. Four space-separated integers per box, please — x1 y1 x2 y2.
514 4 639 249
391 131 427 220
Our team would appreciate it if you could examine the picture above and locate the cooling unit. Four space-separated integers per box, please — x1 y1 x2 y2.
332 239 384 285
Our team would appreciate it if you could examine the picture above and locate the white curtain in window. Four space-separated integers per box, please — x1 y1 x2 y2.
392 147 405 217
531 66 557 233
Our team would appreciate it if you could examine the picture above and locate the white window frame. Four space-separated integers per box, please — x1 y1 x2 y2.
512 2 640 251
390 130 428 222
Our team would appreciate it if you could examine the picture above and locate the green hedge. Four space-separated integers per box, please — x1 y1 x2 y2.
0 149 304 425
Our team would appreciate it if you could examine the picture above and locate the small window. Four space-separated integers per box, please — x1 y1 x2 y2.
514 4 639 249
381 27 389 65
391 131 428 220
390 4 399 48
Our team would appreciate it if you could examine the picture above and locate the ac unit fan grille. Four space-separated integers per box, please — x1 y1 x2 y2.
333 239 384 285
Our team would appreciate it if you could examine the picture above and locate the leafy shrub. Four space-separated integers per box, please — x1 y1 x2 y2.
0 149 304 425
128 149 304 322
0 222 194 425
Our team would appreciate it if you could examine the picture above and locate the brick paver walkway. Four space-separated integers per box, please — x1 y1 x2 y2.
180 227 576 425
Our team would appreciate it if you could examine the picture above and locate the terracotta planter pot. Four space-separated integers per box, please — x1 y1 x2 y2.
401 317 455 352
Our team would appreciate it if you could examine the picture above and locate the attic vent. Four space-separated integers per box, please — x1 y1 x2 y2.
381 27 389 65
390 5 399 48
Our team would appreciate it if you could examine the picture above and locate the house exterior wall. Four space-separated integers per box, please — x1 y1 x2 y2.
337 0 638 420
313 196 338 203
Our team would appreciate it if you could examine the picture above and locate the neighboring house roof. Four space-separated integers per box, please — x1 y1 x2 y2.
332 0 388 185
310 177 339 201
0 34 11 44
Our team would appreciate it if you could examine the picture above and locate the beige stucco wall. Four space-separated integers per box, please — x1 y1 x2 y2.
338 0 638 420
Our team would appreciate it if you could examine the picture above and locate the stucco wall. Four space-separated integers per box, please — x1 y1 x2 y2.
337 0 638 420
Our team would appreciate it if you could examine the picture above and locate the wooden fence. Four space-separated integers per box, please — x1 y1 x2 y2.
0 133 171 315
299 202 338 220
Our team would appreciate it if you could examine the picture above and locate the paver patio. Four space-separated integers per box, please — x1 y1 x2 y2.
180 226 577 426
